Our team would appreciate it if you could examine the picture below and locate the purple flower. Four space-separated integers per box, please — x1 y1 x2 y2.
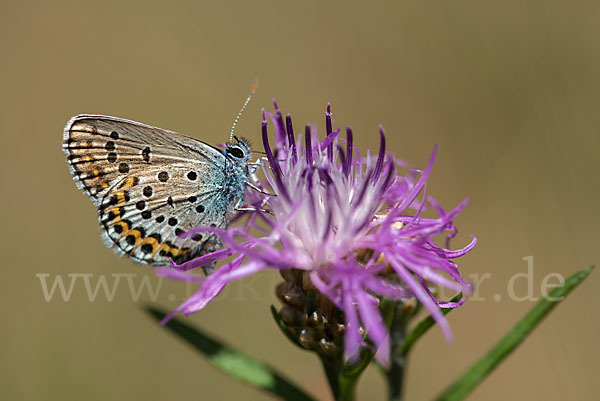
157 101 476 366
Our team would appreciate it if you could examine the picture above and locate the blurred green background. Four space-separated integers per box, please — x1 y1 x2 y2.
1 1 598 400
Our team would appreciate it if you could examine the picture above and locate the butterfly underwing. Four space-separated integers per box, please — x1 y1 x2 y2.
62 114 252 268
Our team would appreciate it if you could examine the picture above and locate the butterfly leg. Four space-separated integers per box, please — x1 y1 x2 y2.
234 198 273 214
245 181 276 196
248 157 266 175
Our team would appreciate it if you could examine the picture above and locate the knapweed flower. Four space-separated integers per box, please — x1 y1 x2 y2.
158 101 476 365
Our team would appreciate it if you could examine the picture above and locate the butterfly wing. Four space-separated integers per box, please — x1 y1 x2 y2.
63 115 232 265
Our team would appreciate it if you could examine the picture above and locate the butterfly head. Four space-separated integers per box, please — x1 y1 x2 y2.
225 136 252 162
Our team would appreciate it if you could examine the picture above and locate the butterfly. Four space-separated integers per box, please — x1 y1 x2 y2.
62 88 259 271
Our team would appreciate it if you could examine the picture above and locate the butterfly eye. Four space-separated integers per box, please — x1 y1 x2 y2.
227 146 245 159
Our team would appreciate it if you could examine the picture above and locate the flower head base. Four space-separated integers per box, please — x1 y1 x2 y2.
276 268 346 355
158 101 476 365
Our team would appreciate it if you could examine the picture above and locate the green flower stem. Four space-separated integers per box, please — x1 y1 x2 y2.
339 347 377 401
385 293 463 401
320 350 372 401
436 266 594 401
385 303 410 401
320 354 345 401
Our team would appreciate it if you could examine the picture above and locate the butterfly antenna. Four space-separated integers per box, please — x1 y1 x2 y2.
230 79 259 142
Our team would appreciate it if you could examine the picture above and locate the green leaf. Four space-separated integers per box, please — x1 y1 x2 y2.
399 292 463 357
146 307 317 401
435 266 594 401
